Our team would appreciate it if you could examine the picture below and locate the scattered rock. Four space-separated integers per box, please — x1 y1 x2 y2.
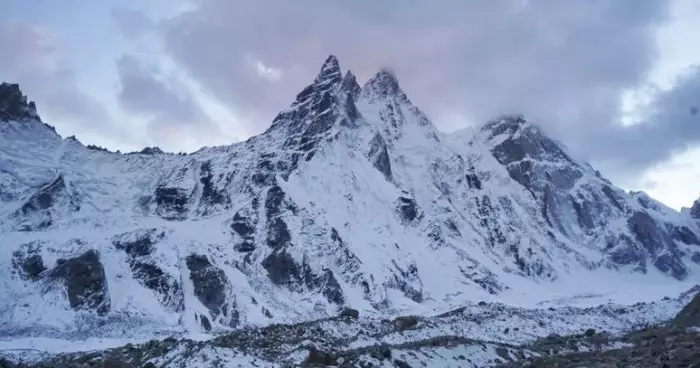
340 307 360 319
393 315 419 330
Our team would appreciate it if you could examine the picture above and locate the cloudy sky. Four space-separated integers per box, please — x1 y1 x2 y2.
1 0 699 210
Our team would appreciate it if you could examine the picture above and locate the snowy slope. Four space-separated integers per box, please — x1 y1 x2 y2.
0 55 699 345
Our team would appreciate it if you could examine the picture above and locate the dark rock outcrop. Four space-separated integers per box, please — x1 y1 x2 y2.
481 115 694 279
132 261 183 311
262 249 300 285
18 254 46 280
262 249 345 305
265 185 292 249
387 261 423 303
198 161 229 209
339 307 359 319
15 175 80 230
672 291 700 328
154 187 191 219
341 71 361 101
368 133 392 181
139 146 164 155
465 171 482 190
186 254 237 327
48 250 110 315
113 230 183 311
393 315 419 330
11 242 46 281
318 269 345 305
231 209 257 252
0 82 40 122
627 212 673 255
692 252 700 264
113 229 163 257
627 212 687 280
266 55 360 160
397 195 420 222
669 225 700 245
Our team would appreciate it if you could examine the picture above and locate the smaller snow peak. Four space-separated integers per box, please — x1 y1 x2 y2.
362 67 402 98
314 55 342 87
341 71 361 101
0 82 41 122
482 114 529 137
481 113 579 185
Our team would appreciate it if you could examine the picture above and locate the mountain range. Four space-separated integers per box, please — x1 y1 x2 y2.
1 55 699 349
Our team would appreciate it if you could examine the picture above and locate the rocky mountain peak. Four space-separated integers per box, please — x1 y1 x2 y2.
481 114 574 166
482 114 528 137
361 68 403 100
264 55 361 160
314 55 342 87
0 82 40 122
341 71 361 101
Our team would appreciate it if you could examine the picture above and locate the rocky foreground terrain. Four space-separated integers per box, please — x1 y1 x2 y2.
1 287 698 367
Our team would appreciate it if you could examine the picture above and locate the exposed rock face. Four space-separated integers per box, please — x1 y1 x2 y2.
669 225 700 245
672 291 700 328
113 229 183 312
483 116 585 233
230 209 257 252
397 195 419 222
262 249 300 285
0 82 40 122
12 175 80 231
198 161 230 210
261 249 345 305
342 71 362 102
367 133 392 181
480 115 699 280
264 185 291 250
17 254 46 280
139 147 164 155
266 55 360 161
186 254 238 329
153 187 191 219
359 68 438 142
11 242 46 281
48 250 110 315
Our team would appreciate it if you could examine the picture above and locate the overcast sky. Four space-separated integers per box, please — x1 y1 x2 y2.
1 0 699 210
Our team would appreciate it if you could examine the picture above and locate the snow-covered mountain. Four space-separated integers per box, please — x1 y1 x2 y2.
0 56 699 341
